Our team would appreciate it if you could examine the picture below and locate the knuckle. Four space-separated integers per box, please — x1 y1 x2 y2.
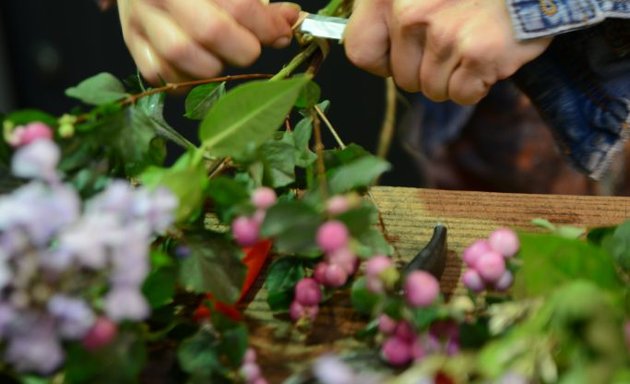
196 20 223 46
427 25 455 58
162 41 191 62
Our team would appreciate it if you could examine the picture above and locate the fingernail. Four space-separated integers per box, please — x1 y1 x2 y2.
272 36 291 48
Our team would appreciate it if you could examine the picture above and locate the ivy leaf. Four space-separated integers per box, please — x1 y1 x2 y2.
259 139 296 188
4 109 58 126
140 151 208 222
289 117 316 168
206 176 250 223
65 72 130 106
513 233 622 299
142 259 177 309
355 227 394 257
602 220 630 272
138 92 195 150
336 204 376 239
64 331 146 384
213 315 249 366
260 200 321 254
179 232 246 304
350 277 380 315
184 82 226 120
265 257 306 312
178 330 222 377
294 80 321 109
328 156 391 195
200 76 309 157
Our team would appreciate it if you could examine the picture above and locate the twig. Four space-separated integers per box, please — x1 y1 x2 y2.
377 77 397 159
314 105 345 149
311 110 329 199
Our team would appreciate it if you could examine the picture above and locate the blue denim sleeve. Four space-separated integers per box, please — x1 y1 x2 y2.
507 0 630 39
512 21 630 179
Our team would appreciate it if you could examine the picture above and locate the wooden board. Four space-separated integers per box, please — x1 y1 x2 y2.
243 187 630 382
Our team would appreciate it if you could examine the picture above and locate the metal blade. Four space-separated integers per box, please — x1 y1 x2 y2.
299 14 348 40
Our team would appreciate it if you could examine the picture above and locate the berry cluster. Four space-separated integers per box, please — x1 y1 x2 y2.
231 187 277 247
239 347 268 384
461 228 519 292
290 195 361 323
0 128 177 373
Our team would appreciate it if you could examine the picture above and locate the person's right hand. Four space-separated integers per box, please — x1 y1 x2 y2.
117 0 301 84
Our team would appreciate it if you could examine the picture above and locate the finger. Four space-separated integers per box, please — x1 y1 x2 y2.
419 25 459 101
447 65 491 105
163 0 261 67
140 6 226 79
125 33 193 84
269 3 302 47
344 0 391 77
389 17 424 92
213 0 296 46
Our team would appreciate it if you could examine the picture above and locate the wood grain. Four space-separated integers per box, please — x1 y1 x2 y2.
243 187 630 382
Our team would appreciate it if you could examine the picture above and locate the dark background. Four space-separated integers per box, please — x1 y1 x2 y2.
0 0 419 186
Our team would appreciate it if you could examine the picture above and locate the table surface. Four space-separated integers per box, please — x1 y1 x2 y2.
242 186 630 382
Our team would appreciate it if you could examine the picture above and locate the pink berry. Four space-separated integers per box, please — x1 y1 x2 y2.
244 348 257 364
381 336 413 366
289 301 318 322
253 379 268 384
82 317 118 351
404 271 440 308
240 362 261 382
366 275 384 294
462 269 485 292
488 228 520 258
411 339 426 360
327 248 358 274
21 122 53 145
251 187 276 210
394 321 416 341
323 264 348 288
365 255 392 278
232 216 260 246
326 195 350 215
252 209 266 225
378 314 398 335
294 278 322 306
316 221 349 253
476 251 506 283
462 240 491 268
313 262 328 284
494 270 514 291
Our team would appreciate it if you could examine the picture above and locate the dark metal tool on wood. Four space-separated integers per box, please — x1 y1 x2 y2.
402 224 447 280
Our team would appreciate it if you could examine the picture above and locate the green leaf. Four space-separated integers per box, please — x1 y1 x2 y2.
138 92 195 150
350 277 380 315
64 331 146 384
265 257 306 312
587 225 617 246
602 220 630 272
178 330 221 377
185 82 226 120
200 76 310 157
259 139 296 188
142 265 177 309
4 109 57 127
355 227 393 258
179 232 246 303
140 151 208 222
65 72 130 105
294 80 321 109
336 204 376 238
291 117 317 168
513 233 622 299
328 156 391 195
260 200 321 254
206 176 250 223
215 318 249 366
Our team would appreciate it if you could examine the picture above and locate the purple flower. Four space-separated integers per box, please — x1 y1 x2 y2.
47 295 95 339
104 287 149 321
58 213 120 269
132 187 177 233
87 180 135 216
4 317 64 374
109 223 150 287
312 355 355 384
11 139 60 182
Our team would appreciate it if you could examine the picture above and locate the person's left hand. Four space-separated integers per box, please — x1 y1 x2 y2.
343 0 552 105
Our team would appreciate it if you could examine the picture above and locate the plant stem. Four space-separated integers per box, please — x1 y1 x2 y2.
270 43 319 81
123 73 273 105
311 110 329 199
315 105 345 149
377 77 397 159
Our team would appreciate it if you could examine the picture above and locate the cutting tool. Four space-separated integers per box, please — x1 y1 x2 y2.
298 14 348 41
